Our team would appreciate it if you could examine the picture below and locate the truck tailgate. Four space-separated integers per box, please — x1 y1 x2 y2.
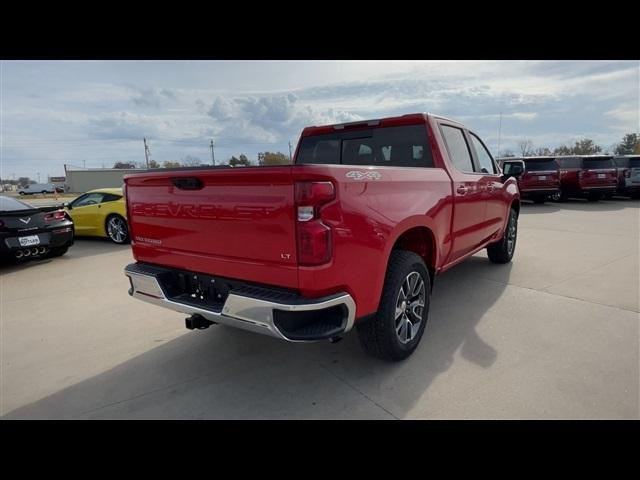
125 167 299 289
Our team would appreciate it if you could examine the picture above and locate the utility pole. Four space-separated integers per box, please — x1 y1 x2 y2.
37 172 40 183
144 138 151 169
83 159 86 169
496 110 503 157
288 140 293 161
210 140 215 166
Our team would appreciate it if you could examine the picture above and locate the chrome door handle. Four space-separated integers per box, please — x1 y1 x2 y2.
457 185 468 195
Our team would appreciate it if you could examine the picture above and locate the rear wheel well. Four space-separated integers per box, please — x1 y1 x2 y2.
391 227 436 286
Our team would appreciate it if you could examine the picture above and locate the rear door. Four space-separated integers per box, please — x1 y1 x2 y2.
438 123 488 261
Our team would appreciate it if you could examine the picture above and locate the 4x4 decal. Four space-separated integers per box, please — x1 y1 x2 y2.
346 170 382 181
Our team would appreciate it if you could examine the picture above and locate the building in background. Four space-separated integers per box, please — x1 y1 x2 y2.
64 165 147 193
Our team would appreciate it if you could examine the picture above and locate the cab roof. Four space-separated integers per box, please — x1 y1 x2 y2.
300 113 464 137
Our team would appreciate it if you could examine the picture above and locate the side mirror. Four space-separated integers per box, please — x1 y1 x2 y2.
64 202 72 210
501 160 525 181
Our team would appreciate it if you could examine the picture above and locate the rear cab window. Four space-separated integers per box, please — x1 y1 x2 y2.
582 157 615 170
524 158 560 172
0 196 34 212
296 124 433 168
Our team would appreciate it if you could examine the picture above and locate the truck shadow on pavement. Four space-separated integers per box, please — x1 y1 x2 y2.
4 256 509 420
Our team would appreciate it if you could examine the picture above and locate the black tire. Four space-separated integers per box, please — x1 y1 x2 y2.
487 208 518 264
105 214 130 244
356 250 430 361
587 193 600 202
19 192 25 196
45 246 68 258
532 195 546 204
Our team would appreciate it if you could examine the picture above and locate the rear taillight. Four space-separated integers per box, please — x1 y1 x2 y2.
295 181 335 266
45 210 66 222
624 170 631 178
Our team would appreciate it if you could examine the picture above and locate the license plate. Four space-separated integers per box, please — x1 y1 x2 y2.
597 174 605 179
538 175 547 180
18 235 40 247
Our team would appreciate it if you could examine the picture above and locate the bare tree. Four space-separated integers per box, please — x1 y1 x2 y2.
517 140 535 157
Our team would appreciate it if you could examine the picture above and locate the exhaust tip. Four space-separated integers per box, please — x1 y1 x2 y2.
31 247 39 256
39 247 46 254
15 250 24 258
23 249 31 257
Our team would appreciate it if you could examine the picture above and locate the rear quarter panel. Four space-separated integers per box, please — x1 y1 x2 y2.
293 163 453 318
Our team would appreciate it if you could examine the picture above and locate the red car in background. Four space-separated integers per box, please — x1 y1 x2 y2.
555 155 618 201
498 156 560 204
613 155 640 198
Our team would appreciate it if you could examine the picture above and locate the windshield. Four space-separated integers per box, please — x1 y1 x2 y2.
296 125 433 168
0 196 34 212
583 158 614 169
525 159 559 171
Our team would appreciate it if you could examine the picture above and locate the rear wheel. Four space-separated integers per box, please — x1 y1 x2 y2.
587 193 600 202
487 208 518 264
356 250 430 361
106 214 129 244
532 195 546 204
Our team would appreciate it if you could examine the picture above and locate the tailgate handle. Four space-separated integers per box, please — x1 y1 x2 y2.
172 177 203 190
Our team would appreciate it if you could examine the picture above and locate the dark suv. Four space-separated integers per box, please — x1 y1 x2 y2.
613 155 640 198
497 156 560 203
555 155 617 201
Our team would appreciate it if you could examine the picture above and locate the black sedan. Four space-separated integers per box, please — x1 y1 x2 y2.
0 196 74 261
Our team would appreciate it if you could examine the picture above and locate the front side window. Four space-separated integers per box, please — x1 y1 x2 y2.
440 125 474 173
470 133 497 174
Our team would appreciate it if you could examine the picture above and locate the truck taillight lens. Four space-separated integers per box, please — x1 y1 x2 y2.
45 210 66 222
295 181 335 266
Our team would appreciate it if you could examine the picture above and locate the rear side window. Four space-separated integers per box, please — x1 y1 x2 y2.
296 125 433 168
440 125 474 173
525 159 559 171
102 193 123 202
583 158 615 169
630 158 640 168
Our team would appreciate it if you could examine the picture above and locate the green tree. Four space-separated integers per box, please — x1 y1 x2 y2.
163 161 181 168
259 151 290 166
228 156 240 167
18 177 31 187
571 139 602 155
614 133 639 155
238 154 250 166
148 159 160 168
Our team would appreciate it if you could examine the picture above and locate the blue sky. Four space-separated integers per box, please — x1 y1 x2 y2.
1 60 638 180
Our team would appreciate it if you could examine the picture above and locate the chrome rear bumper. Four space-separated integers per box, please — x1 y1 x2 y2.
124 264 356 342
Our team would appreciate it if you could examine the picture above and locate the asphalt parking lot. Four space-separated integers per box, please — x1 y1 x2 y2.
1 198 638 419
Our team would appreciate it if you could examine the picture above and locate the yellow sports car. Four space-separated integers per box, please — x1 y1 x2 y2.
65 188 129 244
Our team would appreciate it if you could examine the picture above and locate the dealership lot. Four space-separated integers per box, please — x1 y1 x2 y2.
1 199 638 419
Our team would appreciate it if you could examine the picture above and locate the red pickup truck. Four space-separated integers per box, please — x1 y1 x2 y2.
123 113 521 361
